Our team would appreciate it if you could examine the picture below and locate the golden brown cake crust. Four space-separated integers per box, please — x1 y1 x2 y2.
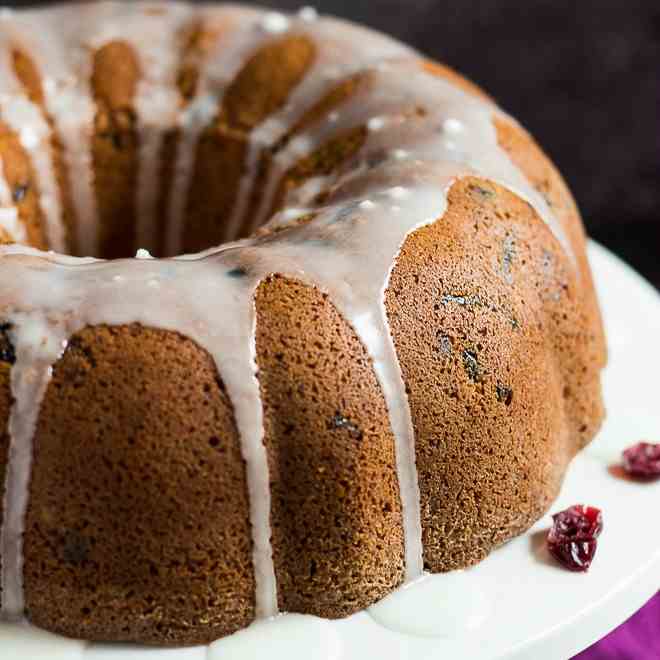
386 176 604 569
255 275 405 616
494 117 606 442
22 325 255 645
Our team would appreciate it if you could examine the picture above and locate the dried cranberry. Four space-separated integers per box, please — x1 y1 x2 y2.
622 442 660 479
547 505 603 572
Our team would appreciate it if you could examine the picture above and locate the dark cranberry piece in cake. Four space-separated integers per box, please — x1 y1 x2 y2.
12 183 29 203
547 505 603 572
622 442 660 479
0 323 16 365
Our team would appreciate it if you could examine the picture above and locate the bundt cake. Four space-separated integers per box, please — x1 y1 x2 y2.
0 0 606 647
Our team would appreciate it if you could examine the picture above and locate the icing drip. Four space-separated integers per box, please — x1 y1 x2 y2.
260 12 290 35
298 7 319 23
0 1 573 630
367 570 493 636
85 2 195 253
208 614 342 659
164 6 264 256
226 15 414 240
0 46 65 251
4 6 100 256
198 267 278 619
0 316 67 619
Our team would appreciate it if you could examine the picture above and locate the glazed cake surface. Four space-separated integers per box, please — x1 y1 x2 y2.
0 1 606 646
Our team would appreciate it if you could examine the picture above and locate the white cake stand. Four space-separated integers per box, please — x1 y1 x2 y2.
2 241 659 660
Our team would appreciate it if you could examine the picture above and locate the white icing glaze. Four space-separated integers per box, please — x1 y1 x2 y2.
164 6 265 255
298 7 319 23
443 117 464 134
133 5 192 253
0 569 494 656
0 0 573 639
0 621 88 658
83 2 194 253
0 317 68 618
0 209 22 243
260 12 290 35
367 116 387 131
230 15 414 239
367 571 493 637
1 5 100 256
207 614 342 660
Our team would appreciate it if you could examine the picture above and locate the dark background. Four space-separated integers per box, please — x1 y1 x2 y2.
9 0 660 286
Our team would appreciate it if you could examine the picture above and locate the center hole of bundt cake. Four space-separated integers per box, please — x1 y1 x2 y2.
3 32 324 260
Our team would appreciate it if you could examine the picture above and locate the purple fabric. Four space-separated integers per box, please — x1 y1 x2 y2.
572 592 660 659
